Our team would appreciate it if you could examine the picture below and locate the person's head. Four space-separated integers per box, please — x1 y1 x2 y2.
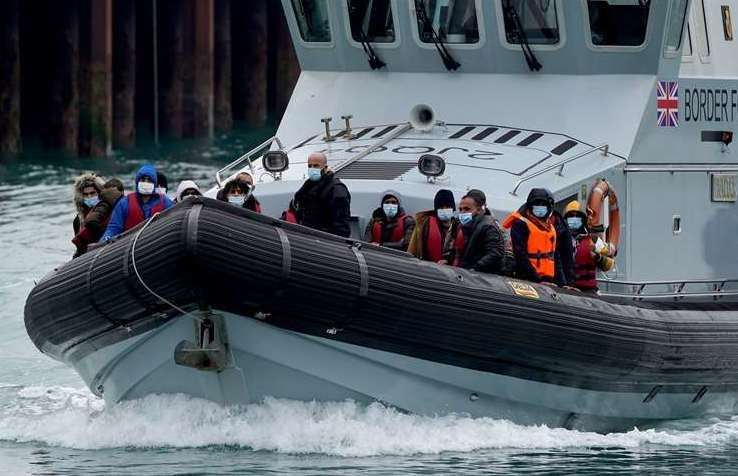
135 164 158 196
467 189 487 213
307 152 328 182
458 194 483 226
104 178 124 193
380 192 401 219
563 200 588 233
75 173 105 210
176 180 202 201
526 188 554 220
156 172 168 195
236 172 254 187
433 189 456 222
222 179 250 206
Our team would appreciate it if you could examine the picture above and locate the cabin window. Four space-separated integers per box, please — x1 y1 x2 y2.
347 0 396 43
664 0 689 54
291 0 332 43
501 0 560 45
587 0 650 47
723 5 734 41
415 0 480 44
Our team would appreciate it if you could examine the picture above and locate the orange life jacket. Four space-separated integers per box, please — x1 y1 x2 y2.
503 211 557 280
371 214 405 244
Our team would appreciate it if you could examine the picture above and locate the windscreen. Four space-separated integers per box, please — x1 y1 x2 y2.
587 0 651 47
347 0 396 43
502 0 560 45
290 0 332 42
415 0 480 44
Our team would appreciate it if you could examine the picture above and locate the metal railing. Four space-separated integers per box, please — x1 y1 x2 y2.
214 136 285 187
598 278 738 301
510 144 610 196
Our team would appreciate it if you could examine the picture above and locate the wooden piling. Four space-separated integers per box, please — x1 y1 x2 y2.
187 0 214 138
270 1 300 121
214 0 232 132
48 0 80 153
114 0 136 148
233 0 268 128
0 0 21 153
159 0 184 138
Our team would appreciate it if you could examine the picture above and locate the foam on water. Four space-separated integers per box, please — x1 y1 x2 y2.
1 385 738 456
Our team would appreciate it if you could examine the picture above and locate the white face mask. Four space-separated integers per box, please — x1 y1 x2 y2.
437 208 454 222
156 187 167 196
138 181 155 195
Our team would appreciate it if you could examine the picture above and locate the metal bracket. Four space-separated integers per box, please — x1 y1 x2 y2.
174 311 230 371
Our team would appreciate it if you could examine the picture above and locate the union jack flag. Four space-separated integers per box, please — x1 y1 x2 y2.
657 80 679 127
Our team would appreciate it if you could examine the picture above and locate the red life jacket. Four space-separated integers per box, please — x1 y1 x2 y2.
574 235 598 290
283 209 298 223
371 214 405 244
424 216 446 262
124 193 166 231
451 229 466 267
246 197 262 214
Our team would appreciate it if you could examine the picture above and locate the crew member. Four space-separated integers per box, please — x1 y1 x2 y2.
408 189 456 262
502 188 562 284
100 164 174 241
564 201 614 293
444 194 506 274
363 191 416 251
291 152 352 237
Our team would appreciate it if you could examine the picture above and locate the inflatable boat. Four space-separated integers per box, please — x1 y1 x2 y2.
25 198 738 431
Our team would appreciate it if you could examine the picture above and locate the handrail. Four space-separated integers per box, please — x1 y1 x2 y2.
215 136 285 187
598 277 738 301
510 144 609 196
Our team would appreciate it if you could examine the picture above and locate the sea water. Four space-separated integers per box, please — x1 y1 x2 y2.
2 132 738 475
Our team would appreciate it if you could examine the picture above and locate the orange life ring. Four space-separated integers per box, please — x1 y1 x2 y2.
586 179 620 257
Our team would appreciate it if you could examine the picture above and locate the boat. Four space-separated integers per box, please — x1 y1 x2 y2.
25 0 738 431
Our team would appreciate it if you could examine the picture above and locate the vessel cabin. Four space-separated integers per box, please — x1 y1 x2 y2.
217 0 738 301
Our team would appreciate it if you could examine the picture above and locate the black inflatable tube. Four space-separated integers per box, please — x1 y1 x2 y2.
24 198 738 394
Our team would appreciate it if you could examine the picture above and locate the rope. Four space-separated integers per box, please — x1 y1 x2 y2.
130 212 189 315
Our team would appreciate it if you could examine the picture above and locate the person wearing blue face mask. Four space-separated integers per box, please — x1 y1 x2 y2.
291 152 352 237
363 192 416 251
408 189 457 262
72 172 105 254
502 188 564 284
563 200 614 293
442 194 506 274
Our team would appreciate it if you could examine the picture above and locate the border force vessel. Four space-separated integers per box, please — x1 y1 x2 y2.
25 0 738 431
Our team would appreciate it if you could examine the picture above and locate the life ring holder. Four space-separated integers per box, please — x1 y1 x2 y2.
586 178 620 258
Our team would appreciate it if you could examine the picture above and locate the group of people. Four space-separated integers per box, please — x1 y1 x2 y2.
71 152 614 293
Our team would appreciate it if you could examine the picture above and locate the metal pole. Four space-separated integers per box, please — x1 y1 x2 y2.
152 0 159 146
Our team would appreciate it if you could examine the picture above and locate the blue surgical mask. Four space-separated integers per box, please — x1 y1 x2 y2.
437 208 454 222
566 217 583 230
228 195 245 206
458 212 474 226
307 168 323 182
83 197 99 208
383 203 398 218
532 205 549 218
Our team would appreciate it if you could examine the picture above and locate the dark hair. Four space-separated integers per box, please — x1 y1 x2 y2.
156 172 168 189
223 179 250 196
461 194 483 208
104 178 124 193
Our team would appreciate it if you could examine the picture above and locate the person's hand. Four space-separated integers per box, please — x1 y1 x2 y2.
371 242 380 246
437 259 448 265
563 285 581 292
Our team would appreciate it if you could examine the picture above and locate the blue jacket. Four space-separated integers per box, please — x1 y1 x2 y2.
100 164 174 242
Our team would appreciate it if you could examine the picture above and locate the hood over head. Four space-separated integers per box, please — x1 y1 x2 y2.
175 180 202 201
135 164 158 189
380 189 402 205
526 188 554 207
433 189 456 211
73 172 105 213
